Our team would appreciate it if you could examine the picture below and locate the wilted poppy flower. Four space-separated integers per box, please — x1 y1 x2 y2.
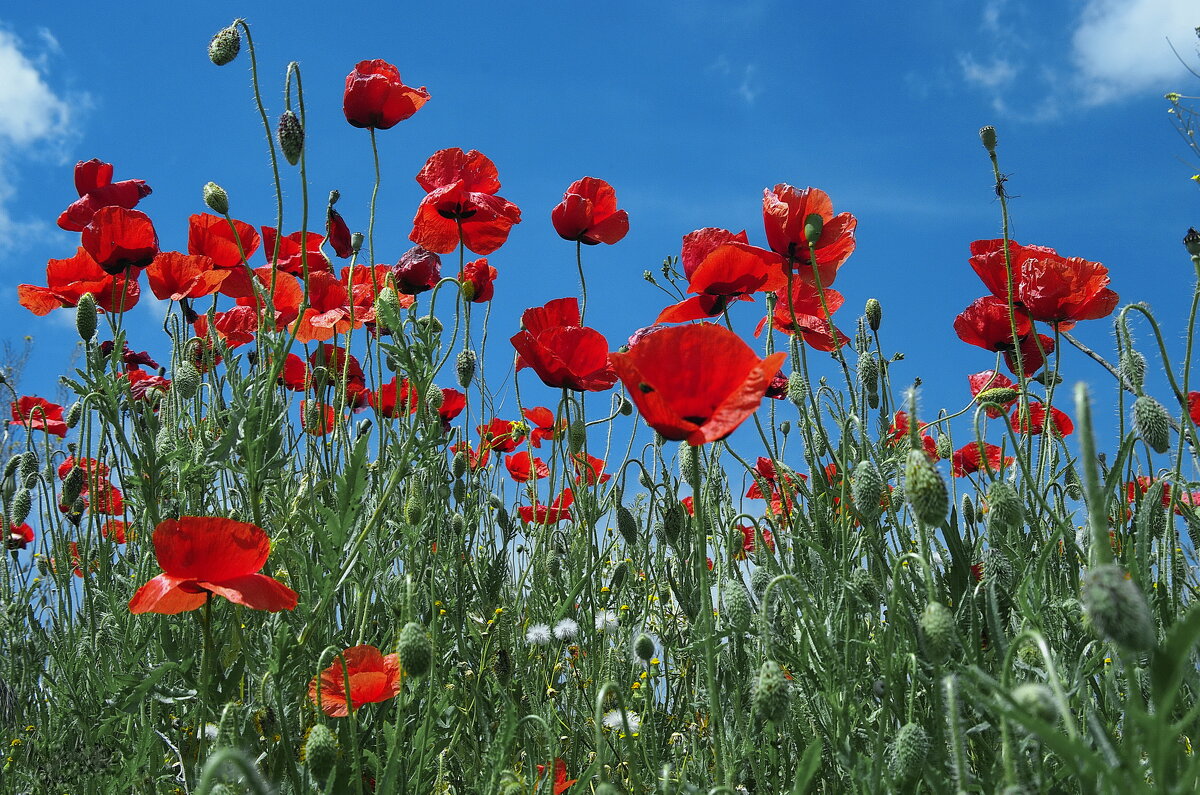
551 177 629 245
11 396 67 437
518 489 574 524
18 247 141 316
343 60 429 130
393 246 442 295
128 517 298 614
511 298 618 392
81 206 159 275
951 442 1013 477
755 278 848 351
658 228 785 323
310 644 403 717
6 523 33 551
411 148 522 255
460 257 497 302
967 370 1018 418
609 323 787 445
58 159 152 232
505 452 549 483
327 205 354 259
1012 402 1074 436
762 185 857 286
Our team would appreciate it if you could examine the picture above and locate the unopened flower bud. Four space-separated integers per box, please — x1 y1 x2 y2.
888 723 930 784
568 419 587 454
1119 350 1147 392
173 361 202 400
304 724 338 781
857 350 879 391
207 23 241 66
1012 682 1057 724
398 621 432 676
987 479 1024 534
202 182 229 215
10 488 32 526
786 372 807 406
905 448 947 526
920 601 956 662
851 459 885 522
722 581 752 632
633 633 655 663
62 466 84 505
865 297 882 331
374 287 403 333
76 293 97 342
1184 227 1200 257
935 432 953 460
456 350 476 388
1132 394 1171 454
277 110 304 166
616 504 637 546
752 660 790 723
960 493 975 525
979 125 998 153
1082 564 1155 652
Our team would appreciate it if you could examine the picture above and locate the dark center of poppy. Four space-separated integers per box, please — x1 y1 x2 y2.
638 383 654 394
683 415 709 425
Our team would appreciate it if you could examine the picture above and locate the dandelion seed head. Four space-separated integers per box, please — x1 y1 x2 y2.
552 618 578 640
595 609 619 633
525 623 552 646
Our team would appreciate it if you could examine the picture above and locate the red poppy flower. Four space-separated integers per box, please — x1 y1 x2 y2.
393 246 442 295
57 457 111 482
81 206 159 275
572 452 610 485
128 517 298 614
327 206 354 259
6 523 33 551
1012 402 1074 436
410 149 522 255
954 296 1031 352
101 520 127 544
193 307 259 349
658 228 785 322
951 442 1013 477
1188 392 1200 426
309 644 403 718
967 370 1018 418
125 370 171 402
522 407 561 447
18 247 141 316
762 185 857 286
754 278 847 351
883 411 939 459
439 388 466 430
609 324 787 445
504 452 549 483
372 378 419 418
738 524 775 556
291 271 352 343
450 441 490 471
511 298 618 392
479 418 523 453
146 252 226 301
343 264 398 327
58 159 152 232
261 227 331 277
745 456 807 500
536 758 577 795
187 214 261 298
343 60 429 130
301 401 338 436
10 396 67 437
460 257 497 303
518 489 574 524
551 177 630 245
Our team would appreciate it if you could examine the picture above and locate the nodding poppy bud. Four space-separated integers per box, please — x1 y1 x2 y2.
304 724 338 782
1183 227 1200 257
1082 564 1155 652
752 660 790 723
1119 350 1147 392
888 723 930 784
1132 395 1171 454
979 125 998 153
423 384 444 410
277 111 304 166
397 621 432 677
851 459 885 522
960 493 975 525
661 503 685 549
722 581 752 633
568 419 587 454
76 293 97 342
65 402 82 429
10 488 32 526
19 452 38 483
456 350 476 388
865 297 882 330
208 23 241 66
62 466 84 506
203 182 229 215
904 448 947 526
1012 682 1057 724
786 372 807 406
616 504 637 546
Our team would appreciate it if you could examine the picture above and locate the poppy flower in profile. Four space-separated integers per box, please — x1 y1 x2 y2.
343 60 429 130
657 228 785 323
460 257 497 303
762 185 857 286
951 442 1013 477
81 206 159 275
518 489 574 524
18 247 141 316
738 524 775 556
393 246 442 295
188 213 261 298
327 205 354 259
745 456 806 500
128 517 298 614
10 396 68 437
372 378 419 418
101 520 128 544
309 645 403 717
967 370 1018 418
1012 402 1074 437
523 407 562 447
58 159 152 232
884 411 939 459
450 441 490 471
410 148 522 255
609 324 787 445
572 452 610 485
755 278 848 351
438 388 466 431
505 452 549 483
511 298 618 392
551 177 630 245
145 252 226 301
479 418 524 453
6 523 33 551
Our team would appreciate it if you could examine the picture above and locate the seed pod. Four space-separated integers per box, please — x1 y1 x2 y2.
979 125 998 153
722 581 752 633
787 371 807 406
62 466 84 505
803 213 823 245
1133 395 1171 454
1082 564 1155 652
1119 350 1147 392
304 724 338 782
987 480 1024 535
173 361 202 400
207 23 241 66
920 601 956 662
905 448 948 526
888 722 930 784
856 350 879 392
277 111 304 166
633 633 655 663
618 395 633 416
851 459 885 521
752 660 790 723
10 488 32 526
76 293 97 342
865 298 882 331
202 182 229 216
779 420 791 436
1185 227 1200 257
1011 682 1057 724
398 621 432 676
456 350 476 388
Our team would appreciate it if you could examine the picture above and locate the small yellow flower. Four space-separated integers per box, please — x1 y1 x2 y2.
631 682 641 690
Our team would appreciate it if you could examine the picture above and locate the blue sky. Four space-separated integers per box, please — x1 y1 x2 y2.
1 0 1197 442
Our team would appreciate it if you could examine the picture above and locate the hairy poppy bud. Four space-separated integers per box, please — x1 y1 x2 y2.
1012 682 1057 724
1119 350 1146 391
888 722 929 784
722 580 752 633
662 503 686 549
398 621 432 676
857 351 879 392
568 419 587 454
616 504 638 546
678 443 697 480
64 402 82 430
1133 395 1171 453
751 567 773 600
10 488 32 526
277 111 304 166
208 23 241 66
1082 564 1155 652
753 661 790 724
961 493 975 525
373 286 403 333
850 568 879 606
62 466 84 506
987 480 1024 534
173 361 202 400
304 724 338 782
633 633 655 663
19 452 38 484
202 182 229 215
920 601 956 662
977 387 1020 408
1184 227 1200 257
455 350 476 388
76 293 97 342
851 459 885 521
935 432 953 460
905 448 948 526
865 297 882 330
979 125 998 153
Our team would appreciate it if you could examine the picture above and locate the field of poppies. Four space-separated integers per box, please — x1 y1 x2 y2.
5 18 1200 794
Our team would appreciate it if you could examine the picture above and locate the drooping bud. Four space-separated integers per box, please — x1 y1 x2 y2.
1132 395 1171 453
752 660 790 723
722 580 752 633
787 372 807 406
616 504 638 546
865 298 882 331
905 448 948 526
398 621 433 677
202 182 229 215
304 724 338 782
277 110 304 166
62 466 84 506
851 459 885 522
19 452 38 484
1011 682 1057 724
207 23 241 66
856 350 879 392
76 293 97 342
977 386 1020 408
1082 564 1155 652
456 350 476 388
979 125 998 153
10 488 32 526
1119 350 1147 392
888 722 930 784
65 402 83 429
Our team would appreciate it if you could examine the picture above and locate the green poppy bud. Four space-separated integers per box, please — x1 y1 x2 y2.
752 660 790 723
1082 564 1155 652
304 724 338 782
888 722 930 784
1133 395 1171 454
865 297 882 331
920 601 956 662
633 633 655 663
202 182 229 215
979 125 998 153
207 23 241 66
987 480 1024 535
616 504 638 546
277 111 304 166
1012 682 1057 724
398 621 432 677
76 293 97 342
456 350 476 388
851 459 885 521
10 488 32 526
905 448 947 526
722 581 752 633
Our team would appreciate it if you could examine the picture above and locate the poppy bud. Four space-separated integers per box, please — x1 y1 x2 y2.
752 660 790 723
662 503 685 549
803 213 823 245
65 402 82 429
786 372 807 406
304 724 338 782
202 182 229 216
850 568 879 606
677 443 697 481
961 493 975 525
10 488 32 526
568 419 587 454
616 504 638 546
981 548 1014 592
633 633 655 663
857 351 879 391
888 722 929 784
373 286 403 334
173 361 202 400
851 459 885 521
277 111 304 166
904 448 947 526
1012 682 1057 724
987 480 1024 534
456 350 476 388
979 125 998 153
722 581 752 632
62 466 84 506
451 451 467 480
935 432 953 460
1184 227 1200 257
19 452 38 483
1119 350 1147 392
76 293 97 342
2 455 19 480
618 396 633 416
977 386 1020 408
920 601 956 662
1082 564 1155 652
865 298 882 331
398 621 432 677
1132 395 1171 454
207 23 241 66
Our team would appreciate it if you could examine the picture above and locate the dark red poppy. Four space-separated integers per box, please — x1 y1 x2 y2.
754 278 848 351
764 372 789 399
261 227 330 277
10 396 67 437
373 378 419 418
410 149 522 255
969 239 1118 328
951 442 1013 477
393 246 442 295
762 185 857 286
967 370 1018 418
551 177 629 245
460 257 497 302
128 517 298 614
146 252 226 300
505 452 549 482
343 60 429 130
1187 392 1200 426
58 159 152 232
1012 402 1074 436
518 489 574 524
81 206 159 275
609 323 787 445
327 206 354 259
18 247 141 316
6 523 33 550
658 228 785 322
309 644 403 718
572 452 610 485
511 298 618 392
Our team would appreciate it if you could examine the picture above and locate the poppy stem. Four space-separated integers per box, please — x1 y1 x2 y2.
576 240 588 324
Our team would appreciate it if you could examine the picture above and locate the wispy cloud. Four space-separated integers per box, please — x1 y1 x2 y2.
709 55 762 106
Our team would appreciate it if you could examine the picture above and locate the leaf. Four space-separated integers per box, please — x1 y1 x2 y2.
1151 603 1200 715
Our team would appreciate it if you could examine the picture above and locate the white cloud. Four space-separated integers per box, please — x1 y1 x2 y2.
959 53 1018 91
1071 0 1198 106
709 56 762 106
